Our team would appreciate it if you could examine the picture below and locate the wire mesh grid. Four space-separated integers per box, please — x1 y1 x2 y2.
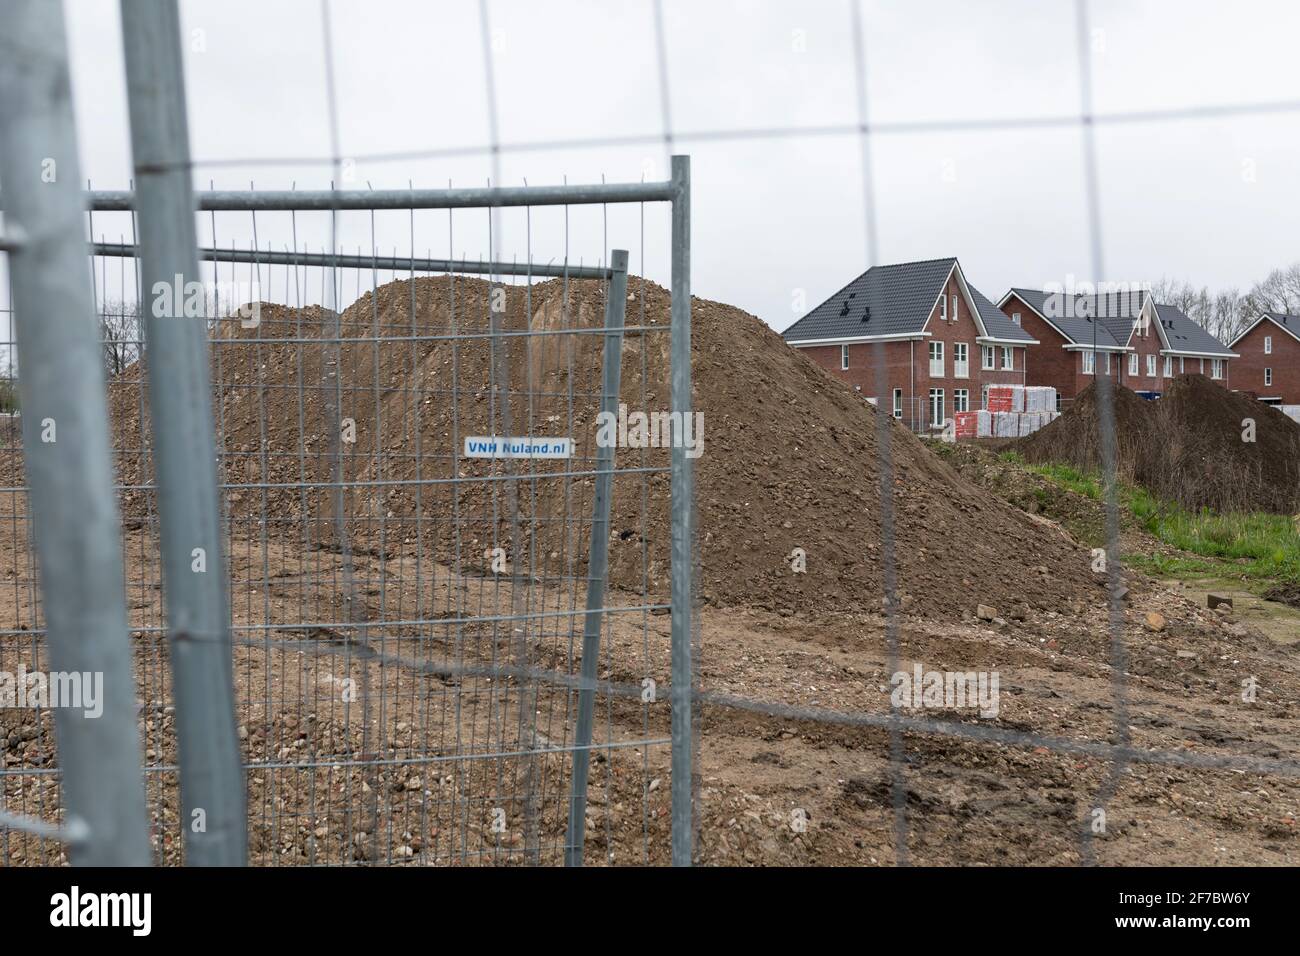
2 184 688 864
2 0 1300 867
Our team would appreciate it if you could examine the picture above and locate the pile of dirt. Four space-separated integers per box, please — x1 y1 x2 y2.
98 275 1102 620
1018 380 1157 483
1020 375 1300 514
1154 374 1300 514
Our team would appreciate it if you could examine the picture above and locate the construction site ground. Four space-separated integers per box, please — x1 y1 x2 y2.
2 278 1298 866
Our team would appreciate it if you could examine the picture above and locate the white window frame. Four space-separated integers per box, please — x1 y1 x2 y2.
929 341 944 378
1211 359 1224 380
1104 353 1111 375
954 388 969 413
1128 353 1138 376
1265 335 1272 355
1146 354 1156 377
938 295 948 322
953 342 969 378
892 387 903 419
841 344 849 370
1265 367 1273 387
1163 355 1172 377
981 345 995 370
928 388 945 428
1179 356 1185 373
1082 350 1095 375
1001 346 1013 370
951 295 958 322
1012 312 1021 325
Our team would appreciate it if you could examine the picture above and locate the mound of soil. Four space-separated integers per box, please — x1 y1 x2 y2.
1019 380 1156 483
1155 374 1300 514
1020 375 1300 514
95 276 1101 620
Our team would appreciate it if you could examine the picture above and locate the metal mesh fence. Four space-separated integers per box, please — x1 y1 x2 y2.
5 188 691 864
3 0 1300 868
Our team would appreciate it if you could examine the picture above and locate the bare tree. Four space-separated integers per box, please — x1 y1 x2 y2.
1243 263 1300 319
100 298 142 376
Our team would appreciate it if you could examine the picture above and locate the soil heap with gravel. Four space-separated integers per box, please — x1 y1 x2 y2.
100 276 1102 620
1020 374 1300 514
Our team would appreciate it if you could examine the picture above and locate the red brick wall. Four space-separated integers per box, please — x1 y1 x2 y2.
799 340 918 424
1121 320 1163 390
1232 320 1299 402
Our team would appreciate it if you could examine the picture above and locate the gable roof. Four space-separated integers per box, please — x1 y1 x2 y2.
782 258 956 342
969 285 1036 344
1228 311 1300 349
1000 288 1235 357
1001 288 1131 349
782 257 1035 345
1152 302 1236 357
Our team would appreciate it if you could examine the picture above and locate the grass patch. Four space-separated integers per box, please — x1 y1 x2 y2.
1026 463 1103 500
1026 462 1300 588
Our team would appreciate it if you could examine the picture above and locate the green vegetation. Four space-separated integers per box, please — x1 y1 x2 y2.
1014 453 1300 589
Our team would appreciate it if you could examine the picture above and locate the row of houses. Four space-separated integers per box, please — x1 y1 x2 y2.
781 256 1294 431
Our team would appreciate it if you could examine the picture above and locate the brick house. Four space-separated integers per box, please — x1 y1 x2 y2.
781 258 1036 431
998 288 1235 405
1227 313 1300 404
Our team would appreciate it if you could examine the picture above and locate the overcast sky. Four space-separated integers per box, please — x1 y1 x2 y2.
17 0 1300 330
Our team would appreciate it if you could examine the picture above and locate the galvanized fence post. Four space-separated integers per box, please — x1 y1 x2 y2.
669 155 694 866
564 249 629 867
0 0 151 866
119 0 247 865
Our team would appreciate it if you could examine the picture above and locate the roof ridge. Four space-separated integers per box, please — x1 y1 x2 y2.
866 255 958 271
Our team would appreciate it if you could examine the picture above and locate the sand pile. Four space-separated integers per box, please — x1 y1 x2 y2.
1020 375 1300 514
100 275 1100 619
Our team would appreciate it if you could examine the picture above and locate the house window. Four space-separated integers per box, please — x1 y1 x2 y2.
1001 346 1013 370
953 342 969 378
1265 335 1272 355
893 388 903 419
1104 353 1111 375
1211 359 1224 380
1012 312 1021 325
951 295 958 322
939 296 948 322
1146 354 1156 377
1128 353 1138 376
929 341 944 377
981 345 996 370
1082 351 1095 375
1265 368 1273 387
1200 358 1206 374
1179 356 1185 373
928 388 945 427
954 389 969 413
841 344 849 370
1163 355 1172 377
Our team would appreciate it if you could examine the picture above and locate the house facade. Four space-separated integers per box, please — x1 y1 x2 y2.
999 288 1235 404
782 258 1037 431
1229 312 1300 404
